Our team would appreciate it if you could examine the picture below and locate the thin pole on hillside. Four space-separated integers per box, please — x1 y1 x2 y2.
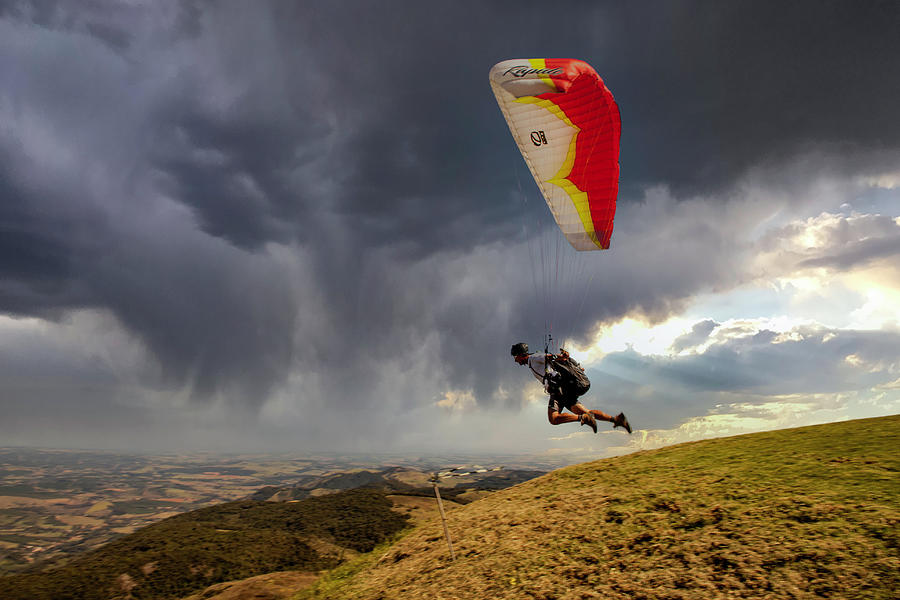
431 480 456 560
430 465 503 561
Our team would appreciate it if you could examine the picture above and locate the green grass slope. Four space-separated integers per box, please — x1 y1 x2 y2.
0 489 409 600
302 416 899 600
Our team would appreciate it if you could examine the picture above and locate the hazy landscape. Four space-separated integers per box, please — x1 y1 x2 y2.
0 447 553 573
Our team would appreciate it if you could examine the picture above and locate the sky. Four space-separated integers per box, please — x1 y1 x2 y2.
2 1 899 460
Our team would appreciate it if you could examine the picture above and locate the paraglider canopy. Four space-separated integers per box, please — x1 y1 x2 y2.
489 58 621 251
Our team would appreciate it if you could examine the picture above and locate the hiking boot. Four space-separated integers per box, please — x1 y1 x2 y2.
613 412 632 434
580 413 598 433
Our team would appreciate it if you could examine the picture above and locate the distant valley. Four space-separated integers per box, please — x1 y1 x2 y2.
0 448 549 573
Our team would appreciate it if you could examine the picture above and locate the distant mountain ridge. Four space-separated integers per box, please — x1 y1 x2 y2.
248 465 546 503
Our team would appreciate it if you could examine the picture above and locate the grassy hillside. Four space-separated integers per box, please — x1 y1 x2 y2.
0 489 409 600
302 416 899 600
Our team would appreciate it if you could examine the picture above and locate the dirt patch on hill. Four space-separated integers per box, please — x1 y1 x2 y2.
388 494 462 526
181 570 319 600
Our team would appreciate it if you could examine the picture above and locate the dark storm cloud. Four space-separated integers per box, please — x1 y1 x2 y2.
0 3 298 401
2 0 899 435
610 1 900 196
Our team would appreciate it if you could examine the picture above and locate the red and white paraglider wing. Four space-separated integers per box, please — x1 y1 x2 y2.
489 58 621 251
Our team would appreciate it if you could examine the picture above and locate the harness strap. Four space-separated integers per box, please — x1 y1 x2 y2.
529 354 555 384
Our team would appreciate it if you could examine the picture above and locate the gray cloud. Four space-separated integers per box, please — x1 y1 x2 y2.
799 231 900 271
671 319 718 353
592 324 900 429
2 1 900 450
751 210 900 283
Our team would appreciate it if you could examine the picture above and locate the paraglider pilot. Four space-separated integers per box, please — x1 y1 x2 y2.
511 342 631 434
